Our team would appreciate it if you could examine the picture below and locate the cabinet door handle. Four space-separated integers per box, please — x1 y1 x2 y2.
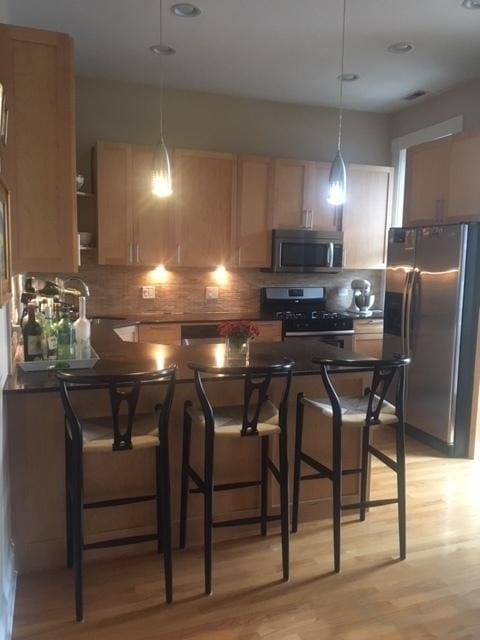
177 244 181 265
237 247 242 265
136 244 140 263
301 209 307 228
128 244 133 264
308 209 314 229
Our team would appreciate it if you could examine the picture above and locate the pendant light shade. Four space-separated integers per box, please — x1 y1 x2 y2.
152 137 173 198
151 0 173 198
327 150 346 206
327 0 348 207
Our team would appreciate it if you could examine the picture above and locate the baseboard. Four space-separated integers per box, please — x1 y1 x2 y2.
405 423 456 457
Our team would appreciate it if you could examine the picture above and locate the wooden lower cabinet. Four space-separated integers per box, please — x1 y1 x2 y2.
352 319 384 358
138 323 181 346
254 321 282 343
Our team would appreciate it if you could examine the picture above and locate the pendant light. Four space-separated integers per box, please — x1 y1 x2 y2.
327 0 348 206
151 0 173 198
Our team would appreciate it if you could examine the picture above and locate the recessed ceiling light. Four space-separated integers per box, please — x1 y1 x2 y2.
387 42 415 54
150 44 176 56
403 89 427 101
171 3 201 17
337 73 359 82
462 0 480 8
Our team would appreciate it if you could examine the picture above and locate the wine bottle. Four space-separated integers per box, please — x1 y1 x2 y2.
42 307 58 361
22 304 43 361
56 311 74 360
73 296 91 359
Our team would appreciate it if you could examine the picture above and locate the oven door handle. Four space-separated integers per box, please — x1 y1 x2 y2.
284 330 354 337
327 242 334 268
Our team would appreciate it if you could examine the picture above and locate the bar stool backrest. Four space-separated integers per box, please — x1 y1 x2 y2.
315 357 410 428
56 367 177 451
189 361 293 436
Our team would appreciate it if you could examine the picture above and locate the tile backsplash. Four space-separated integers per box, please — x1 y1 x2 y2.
75 251 385 317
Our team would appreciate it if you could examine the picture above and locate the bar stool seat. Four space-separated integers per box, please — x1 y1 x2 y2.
301 394 398 427
82 411 161 451
186 400 280 438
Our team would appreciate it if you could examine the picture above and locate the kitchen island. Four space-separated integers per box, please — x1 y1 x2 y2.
5 320 375 573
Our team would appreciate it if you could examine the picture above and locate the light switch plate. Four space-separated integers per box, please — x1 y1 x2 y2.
205 286 219 300
142 285 156 299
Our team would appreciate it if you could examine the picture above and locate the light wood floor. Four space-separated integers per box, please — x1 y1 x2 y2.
13 435 480 640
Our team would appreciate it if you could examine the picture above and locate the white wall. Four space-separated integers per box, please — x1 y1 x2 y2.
392 78 480 138
76 76 393 184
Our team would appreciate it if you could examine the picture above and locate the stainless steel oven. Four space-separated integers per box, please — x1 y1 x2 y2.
272 229 343 273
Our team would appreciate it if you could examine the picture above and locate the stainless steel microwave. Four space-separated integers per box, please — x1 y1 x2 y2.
271 229 343 273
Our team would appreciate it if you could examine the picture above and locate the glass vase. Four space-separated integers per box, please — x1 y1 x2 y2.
226 336 250 362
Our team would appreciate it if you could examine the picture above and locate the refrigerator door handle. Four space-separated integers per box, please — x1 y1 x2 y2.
405 269 417 357
400 270 411 355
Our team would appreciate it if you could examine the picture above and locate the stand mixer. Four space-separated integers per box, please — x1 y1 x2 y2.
350 278 375 317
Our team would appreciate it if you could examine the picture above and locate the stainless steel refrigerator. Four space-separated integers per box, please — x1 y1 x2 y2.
383 223 480 457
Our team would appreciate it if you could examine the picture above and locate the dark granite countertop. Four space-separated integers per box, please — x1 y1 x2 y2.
92 312 277 326
4 319 372 394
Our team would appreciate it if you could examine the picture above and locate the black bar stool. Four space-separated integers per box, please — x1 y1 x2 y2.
179 358 293 595
291 356 410 572
57 366 176 622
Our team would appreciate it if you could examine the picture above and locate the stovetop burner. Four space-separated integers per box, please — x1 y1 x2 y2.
261 287 354 335
275 310 344 321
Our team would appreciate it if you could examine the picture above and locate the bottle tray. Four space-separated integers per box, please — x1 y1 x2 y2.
17 348 100 372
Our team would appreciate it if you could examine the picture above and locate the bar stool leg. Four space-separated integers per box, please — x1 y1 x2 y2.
260 436 269 536
359 425 370 522
332 424 342 574
179 405 192 549
396 421 407 560
65 429 73 569
71 447 83 623
157 443 173 603
279 430 290 581
204 431 214 595
292 393 304 533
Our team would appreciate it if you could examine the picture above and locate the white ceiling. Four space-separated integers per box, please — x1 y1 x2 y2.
7 0 480 113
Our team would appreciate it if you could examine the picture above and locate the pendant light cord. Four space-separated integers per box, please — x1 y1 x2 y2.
159 0 165 139
337 0 347 152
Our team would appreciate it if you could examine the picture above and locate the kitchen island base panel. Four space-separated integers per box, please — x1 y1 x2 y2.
7 373 367 574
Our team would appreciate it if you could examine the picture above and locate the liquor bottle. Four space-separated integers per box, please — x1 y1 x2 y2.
73 296 91 359
56 311 74 360
42 307 58 361
53 303 62 326
22 304 43 361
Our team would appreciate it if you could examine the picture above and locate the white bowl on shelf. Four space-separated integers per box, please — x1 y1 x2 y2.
79 231 93 247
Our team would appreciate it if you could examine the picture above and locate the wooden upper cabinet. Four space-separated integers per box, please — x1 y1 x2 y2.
131 145 176 266
304 161 340 231
403 137 452 227
272 158 309 228
272 158 339 230
96 141 133 266
343 164 393 269
235 155 273 268
174 149 236 268
446 132 480 222
5 25 77 273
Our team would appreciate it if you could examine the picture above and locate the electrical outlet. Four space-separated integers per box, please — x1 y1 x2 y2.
142 285 156 299
205 286 219 300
